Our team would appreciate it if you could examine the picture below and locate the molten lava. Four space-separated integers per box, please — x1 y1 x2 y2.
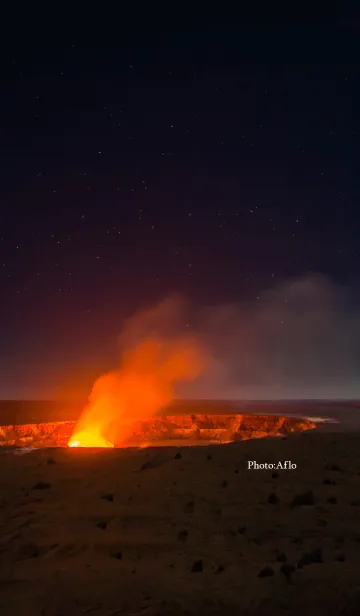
68 430 114 448
67 336 206 449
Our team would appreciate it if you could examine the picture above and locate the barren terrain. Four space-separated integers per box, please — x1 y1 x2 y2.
1 429 360 615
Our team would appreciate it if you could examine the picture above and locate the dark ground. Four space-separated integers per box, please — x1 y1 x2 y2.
1 429 360 615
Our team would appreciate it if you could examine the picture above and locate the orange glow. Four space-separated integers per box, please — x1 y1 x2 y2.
68 336 206 448
0 415 319 449
68 429 114 448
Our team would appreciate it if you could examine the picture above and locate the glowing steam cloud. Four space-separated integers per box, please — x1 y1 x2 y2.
69 298 207 447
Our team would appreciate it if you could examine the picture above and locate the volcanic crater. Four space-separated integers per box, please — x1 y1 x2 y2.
0 413 317 449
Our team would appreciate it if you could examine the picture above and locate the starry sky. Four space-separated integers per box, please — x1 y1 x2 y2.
1 21 360 399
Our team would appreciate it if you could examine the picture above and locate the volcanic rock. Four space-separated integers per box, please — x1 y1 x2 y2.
0 413 318 449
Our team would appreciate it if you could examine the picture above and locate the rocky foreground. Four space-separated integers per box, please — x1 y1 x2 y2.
0 414 317 448
1 429 360 615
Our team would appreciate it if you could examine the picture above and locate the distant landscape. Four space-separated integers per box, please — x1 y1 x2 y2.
0 399 359 428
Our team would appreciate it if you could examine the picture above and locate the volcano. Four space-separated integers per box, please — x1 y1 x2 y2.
0 413 317 449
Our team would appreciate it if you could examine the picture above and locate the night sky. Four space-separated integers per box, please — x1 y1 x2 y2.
1 21 360 399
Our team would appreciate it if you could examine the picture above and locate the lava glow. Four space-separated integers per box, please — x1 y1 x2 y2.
67 336 206 449
0 415 318 449
68 430 114 448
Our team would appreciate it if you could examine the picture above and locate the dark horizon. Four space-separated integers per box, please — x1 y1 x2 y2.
2 398 359 431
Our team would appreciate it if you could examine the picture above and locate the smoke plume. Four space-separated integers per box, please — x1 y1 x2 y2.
183 273 360 400
70 296 206 446
70 273 360 446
